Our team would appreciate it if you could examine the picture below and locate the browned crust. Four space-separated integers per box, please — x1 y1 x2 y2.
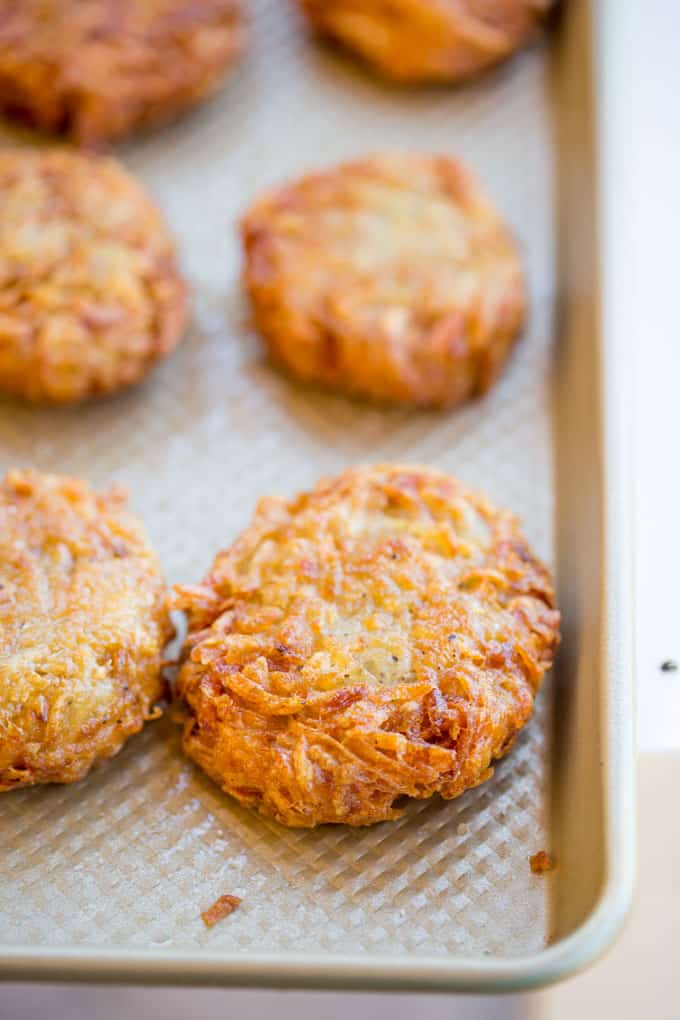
201 894 242 927
175 464 560 827
0 0 246 146
0 469 173 791
529 849 555 873
241 153 526 409
0 148 187 404
298 0 553 84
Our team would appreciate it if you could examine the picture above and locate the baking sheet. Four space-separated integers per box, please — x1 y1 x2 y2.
0 0 634 991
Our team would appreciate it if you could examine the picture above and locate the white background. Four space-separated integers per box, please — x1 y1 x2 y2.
627 1 680 750
3 0 680 1015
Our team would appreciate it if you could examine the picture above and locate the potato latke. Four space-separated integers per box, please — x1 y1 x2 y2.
298 0 553 84
0 470 172 791
242 153 525 408
175 465 559 827
0 0 246 146
0 149 187 404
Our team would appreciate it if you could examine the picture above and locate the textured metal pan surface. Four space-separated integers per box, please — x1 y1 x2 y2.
0 0 634 991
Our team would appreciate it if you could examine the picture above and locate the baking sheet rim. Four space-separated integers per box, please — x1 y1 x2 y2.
0 0 635 991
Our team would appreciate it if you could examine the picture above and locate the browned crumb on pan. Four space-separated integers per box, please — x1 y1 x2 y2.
529 850 555 874
201 894 242 928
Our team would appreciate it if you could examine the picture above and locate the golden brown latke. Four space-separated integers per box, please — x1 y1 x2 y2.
298 0 553 84
175 465 560 827
0 469 173 792
0 0 246 146
0 148 187 404
241 153 526 408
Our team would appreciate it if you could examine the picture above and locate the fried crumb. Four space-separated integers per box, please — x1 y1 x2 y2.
529 850 555 874
201 894 242 928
